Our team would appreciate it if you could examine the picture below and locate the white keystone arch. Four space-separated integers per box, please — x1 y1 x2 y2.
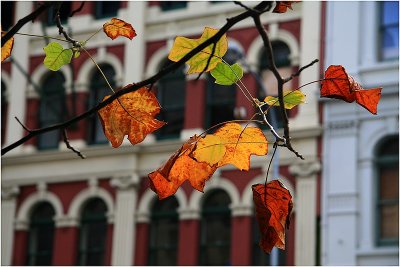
136 188 187 222
28 64 73 98
67 186 114 224
247 29 300 68
15 191 64 230
145 46 170 78
188 176 240 211
76 52 124 93
363 122 399 159
241 174 296 210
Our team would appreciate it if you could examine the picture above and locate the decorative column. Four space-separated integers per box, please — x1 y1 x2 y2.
289 160 321 266
1 186 19 265
110 174 140 265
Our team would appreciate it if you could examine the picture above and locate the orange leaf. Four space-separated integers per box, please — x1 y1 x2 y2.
252 181 293 254
149 135 217 200
103 18 136 40
273 1 298 13
98 86 165 147
321 65 382 115
1 31 14 62
214 123 268 170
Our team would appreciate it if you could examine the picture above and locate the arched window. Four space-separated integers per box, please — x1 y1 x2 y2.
205 48 240 130
258 41 292 129
199 189 231 265
38 72 67 150
375 135 399 246
148 197 179 265
156 59 186 139
77 198 108 265
26 202 55 265
88 64 116 144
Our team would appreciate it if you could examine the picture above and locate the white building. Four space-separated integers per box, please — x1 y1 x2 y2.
322 1 399 265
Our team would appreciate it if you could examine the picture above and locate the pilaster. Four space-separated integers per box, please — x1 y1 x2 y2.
110 174 140 265
289 160 321 266
1 186 20 266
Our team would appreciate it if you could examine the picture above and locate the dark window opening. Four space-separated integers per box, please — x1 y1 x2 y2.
160 1 187 11
1 1 14 31
38 72 67 150
77 198 108 266
94 2 120 19
46 2 72 26
87 64 116 145
200 190 231 265
379 1 399 61
156 59 186 140
26 202 55 266
375 135 399 246
148 197 179 265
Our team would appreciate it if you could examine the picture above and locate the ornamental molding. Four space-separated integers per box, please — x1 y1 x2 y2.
1 186 20 200
110 173 140 190
289 160 321 178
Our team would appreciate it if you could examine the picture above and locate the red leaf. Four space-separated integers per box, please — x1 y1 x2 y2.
273 1 298 13
252 180 293 254
321 65 382 115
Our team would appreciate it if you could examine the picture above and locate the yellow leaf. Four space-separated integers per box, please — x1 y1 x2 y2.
264 90 306 109
103 18 137 40
168 27 228 74
98 86 165 147
193 135 226 165
1 31 14 62
214 123 268 170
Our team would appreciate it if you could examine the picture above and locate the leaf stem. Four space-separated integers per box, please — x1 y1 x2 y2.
1 31 69 43
264 142 278 203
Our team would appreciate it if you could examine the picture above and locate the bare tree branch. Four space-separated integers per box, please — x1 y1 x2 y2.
2 1 278 155
284 59 319 83
69 2 85 17
62 130 86 159
1 2 54 47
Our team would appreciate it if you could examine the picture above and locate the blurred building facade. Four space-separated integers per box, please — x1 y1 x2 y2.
1 1 386 265
321 1 399 265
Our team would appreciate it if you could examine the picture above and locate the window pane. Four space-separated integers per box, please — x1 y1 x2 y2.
46 2 71 25
27 202 55 266
1 1 14 31
379 166 399 200
380 204 399 239
149 197 179 265
380 1 399 60
160 1 187 11
95 2 120 19
200 190 231 265
382 1 399 25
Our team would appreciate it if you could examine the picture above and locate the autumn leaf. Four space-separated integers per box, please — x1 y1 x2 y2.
98 86 166 148
193 135 226 165
252 180 293 254
43 42 73 71
321 65 382 114
192 123 268 171
1 30 14 62
168 27 228 74
210 62 243 85
273 1 298 13
264 90 306 109
149 135 217 200
103 18 137 40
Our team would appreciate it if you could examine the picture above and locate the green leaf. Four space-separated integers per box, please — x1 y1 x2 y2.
43 42 73 71
210 62 243 85
264 90 306 109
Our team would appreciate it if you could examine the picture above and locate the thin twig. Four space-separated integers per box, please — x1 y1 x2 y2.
264 142 278 204
62 130 86 159
1 1 273 155
2 2 54 47
69 2 85 17
196 42 216 80
15 117 31 132
283 59 319 83
55 5 80 46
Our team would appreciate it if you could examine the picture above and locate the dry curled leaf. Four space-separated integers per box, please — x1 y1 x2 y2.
98 86 165 148
273 1 298 13
168 27 228 74
149 135 217 200
252 180 293 254
103 18 137 40
1 30 14 62
321 65 382 114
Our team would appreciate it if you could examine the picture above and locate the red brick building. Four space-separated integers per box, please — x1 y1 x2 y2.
2 1 324 265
